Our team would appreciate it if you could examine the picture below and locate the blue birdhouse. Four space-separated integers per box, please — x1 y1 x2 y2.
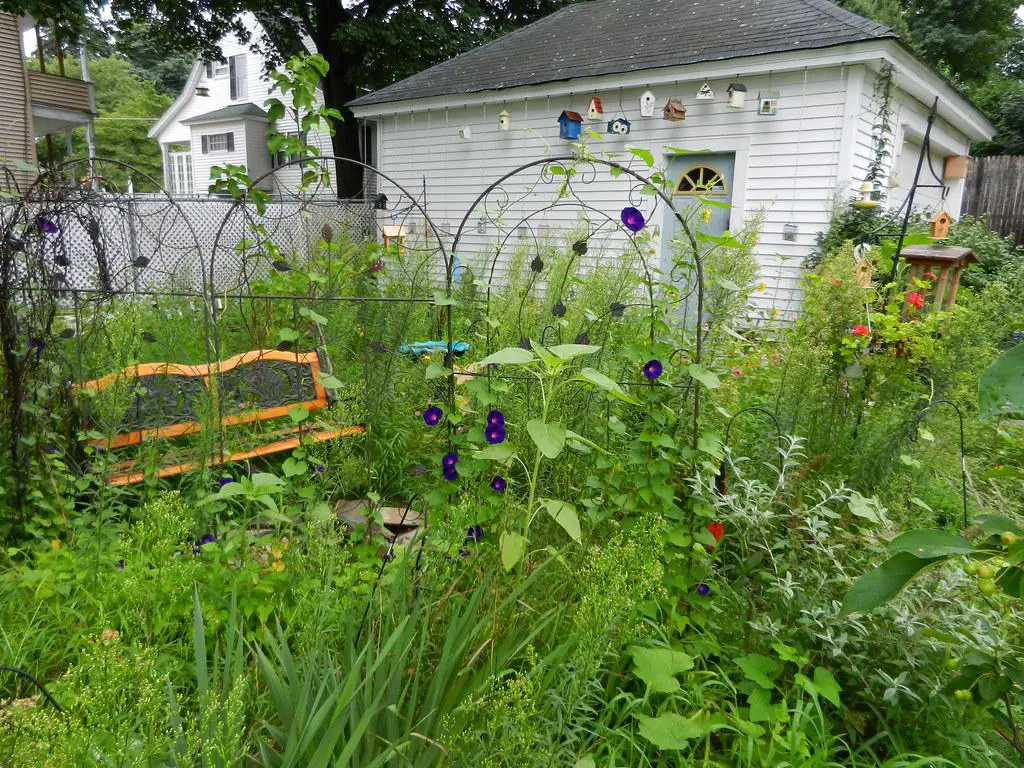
606 117 631 135
558 110 583 140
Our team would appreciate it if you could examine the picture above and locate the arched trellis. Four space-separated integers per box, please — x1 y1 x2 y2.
448 155 708 447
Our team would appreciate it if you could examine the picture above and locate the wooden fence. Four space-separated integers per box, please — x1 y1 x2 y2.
961 155 1024 242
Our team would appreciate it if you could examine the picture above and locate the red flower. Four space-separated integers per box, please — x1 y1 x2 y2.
706 522 724 551
923 271 938 281
851 325 870 336
905 291 924 309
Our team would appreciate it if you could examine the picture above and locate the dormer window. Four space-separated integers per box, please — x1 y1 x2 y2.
205 59 229 79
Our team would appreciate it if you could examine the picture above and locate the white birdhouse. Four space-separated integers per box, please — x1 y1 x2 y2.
639 90 656 117
695 80 715 101
588 97 604 121
458 126 472 140
498 110 511 131
727 83 747 109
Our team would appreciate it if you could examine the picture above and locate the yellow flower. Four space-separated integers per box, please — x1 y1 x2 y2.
50 539 60 550
270 544 283 559
701 208 711 224
755 282 767 292
271 560 285 573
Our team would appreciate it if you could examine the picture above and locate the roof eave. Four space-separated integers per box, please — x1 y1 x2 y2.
149 61 205 140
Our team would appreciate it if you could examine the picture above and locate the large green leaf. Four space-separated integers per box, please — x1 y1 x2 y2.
735 654 781 689
635 713 705 749
500 531 525 571
474 443 515 462
527 419 566 459
687 364 720 389
887 529 976 558
477 347 535 366
548 343 601 360
576 367 641 405
842 552 945 615
541 499 581 542
629 645 694 693
980 343 1024 417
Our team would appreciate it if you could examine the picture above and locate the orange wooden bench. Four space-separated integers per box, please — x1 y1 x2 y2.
77 349 364 486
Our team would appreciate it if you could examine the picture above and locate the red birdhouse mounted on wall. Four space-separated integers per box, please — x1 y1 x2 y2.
587 97 603 121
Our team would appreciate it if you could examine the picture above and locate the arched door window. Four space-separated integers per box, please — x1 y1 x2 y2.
673 165 728 195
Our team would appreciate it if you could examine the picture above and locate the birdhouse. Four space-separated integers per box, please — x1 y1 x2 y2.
900 245 978 310
943 155 969 181
498 110 511 131
587 97 603 121
757 91 779 116
782 222 798 242
663 98 687 122
930 211 954 240
458 126 472 140
606 117 631 135
558 110 583 140
639 90 657 117
695 80 715 101
727 83 746 109
853 180 878 209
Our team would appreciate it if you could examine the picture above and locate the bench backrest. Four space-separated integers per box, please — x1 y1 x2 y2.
78 350 330 449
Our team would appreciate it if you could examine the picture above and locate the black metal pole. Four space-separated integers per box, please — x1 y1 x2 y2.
887 97 939 284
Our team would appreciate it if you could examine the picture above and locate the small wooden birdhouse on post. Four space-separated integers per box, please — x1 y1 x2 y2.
587 97 603 121
900 245 978 311
930 210 954 240
558 110 583 140
663 98 686 122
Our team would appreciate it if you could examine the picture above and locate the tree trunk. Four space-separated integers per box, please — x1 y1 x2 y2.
316 30 364 197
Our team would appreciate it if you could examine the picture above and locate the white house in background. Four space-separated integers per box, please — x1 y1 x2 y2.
348 0 994 319
149 13 335 196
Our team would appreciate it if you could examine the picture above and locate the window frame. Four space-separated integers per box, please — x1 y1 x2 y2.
673 165 728 196
201 132 235 154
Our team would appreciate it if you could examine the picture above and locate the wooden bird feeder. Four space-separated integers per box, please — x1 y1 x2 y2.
930 210 954 240
663 98 687 122
900 245 978 311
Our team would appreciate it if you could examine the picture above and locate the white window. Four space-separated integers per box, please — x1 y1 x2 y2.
169 152 193 195
201 132 234 154
207 59 229 78
229 54 247 100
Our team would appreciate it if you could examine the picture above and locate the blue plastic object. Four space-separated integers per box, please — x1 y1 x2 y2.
399 341 470 358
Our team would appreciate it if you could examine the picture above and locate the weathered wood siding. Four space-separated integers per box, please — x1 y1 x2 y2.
26 70 91 113
962 155 1024 243
0 13 35 192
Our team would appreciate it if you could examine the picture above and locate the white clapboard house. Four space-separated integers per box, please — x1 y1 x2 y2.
348 0 994 317
149 13 338 197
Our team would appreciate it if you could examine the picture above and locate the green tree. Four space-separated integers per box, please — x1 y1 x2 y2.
35 56 170 191
116 22 195 96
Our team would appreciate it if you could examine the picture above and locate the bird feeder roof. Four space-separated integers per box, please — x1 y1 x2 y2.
900 245 978 266
559 110 583 122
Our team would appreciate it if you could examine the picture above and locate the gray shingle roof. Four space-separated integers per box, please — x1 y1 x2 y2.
181 103 269 124
349 0 896 108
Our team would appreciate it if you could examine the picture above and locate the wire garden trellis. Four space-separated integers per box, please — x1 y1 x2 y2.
0 152 710 523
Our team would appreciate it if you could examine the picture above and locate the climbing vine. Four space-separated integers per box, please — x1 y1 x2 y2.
866 62 895 199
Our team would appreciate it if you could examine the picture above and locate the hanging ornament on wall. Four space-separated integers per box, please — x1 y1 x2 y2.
639 90 656 117
458 126 472 139
587 97 603 121
606 117 631 135
498 109 511 131
663 98 687 122
695 80 715 101
757 91 779 116
558 110 583 140
727 83 747 108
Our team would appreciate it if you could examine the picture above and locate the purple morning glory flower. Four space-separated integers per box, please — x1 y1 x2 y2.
486 410 504 427
36 216 57 235
443 466 459 481
313 464 325 475
485 424 506 445
642 359 663 380
696 583 710 597
442 452 458 470
464 526 483 544
620 207 645 233
200 534 216 545
192 545 201 555
491 475 507 494
116 559 125 571
423 405 443 426
219 476 234 487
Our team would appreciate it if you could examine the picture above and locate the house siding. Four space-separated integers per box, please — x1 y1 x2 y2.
368 66 855 318
0 13 34 192
190 119 249 192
